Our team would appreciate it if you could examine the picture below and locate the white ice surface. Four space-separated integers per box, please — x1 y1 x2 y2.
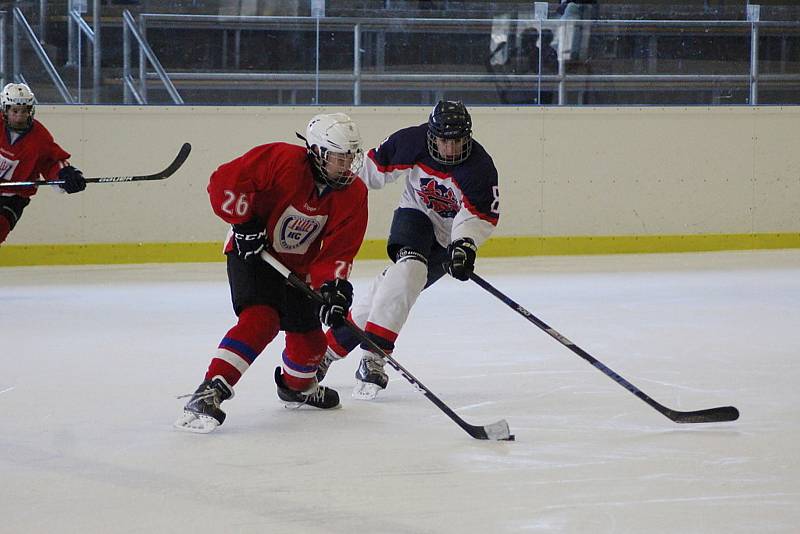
1 250 799 533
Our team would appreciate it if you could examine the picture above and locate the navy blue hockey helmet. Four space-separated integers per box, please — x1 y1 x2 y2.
427 100 473 166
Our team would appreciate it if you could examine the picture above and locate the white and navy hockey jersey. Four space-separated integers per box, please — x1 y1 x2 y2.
360 124 499 248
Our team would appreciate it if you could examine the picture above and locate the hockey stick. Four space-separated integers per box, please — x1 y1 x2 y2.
261 250 514 441
469 272 739 424
0 143 191 188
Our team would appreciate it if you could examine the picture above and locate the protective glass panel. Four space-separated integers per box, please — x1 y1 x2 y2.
556 20 752 105
756 22 800 105
1 1 799 106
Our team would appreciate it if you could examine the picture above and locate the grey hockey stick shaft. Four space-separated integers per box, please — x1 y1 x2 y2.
469 271 739 424
261 250 514 441
0 143 191 188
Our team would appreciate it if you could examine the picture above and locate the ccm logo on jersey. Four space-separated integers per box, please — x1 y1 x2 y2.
273 206 328 254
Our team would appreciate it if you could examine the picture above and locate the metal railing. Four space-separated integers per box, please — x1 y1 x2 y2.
12 7 74 103
2 5 799 105
1 11 6 90
548 18 800 105
135 14 560 104
130 11 800 106
67 0 103 104
122 10 183 104
748 4 760 105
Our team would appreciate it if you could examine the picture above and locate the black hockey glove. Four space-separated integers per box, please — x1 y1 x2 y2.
232 218 267 262
319 278 353 327
58 166 86 194
446 237 477 281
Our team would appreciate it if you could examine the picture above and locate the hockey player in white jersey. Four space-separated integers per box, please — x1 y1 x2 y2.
320 101 500 399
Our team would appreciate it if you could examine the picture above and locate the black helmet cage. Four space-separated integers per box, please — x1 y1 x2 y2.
426 100 473 166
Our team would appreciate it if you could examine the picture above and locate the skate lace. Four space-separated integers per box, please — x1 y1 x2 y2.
176 389 218 403
318 355 333 373
305 386 326 404
284 384 327 410
363 356 386 374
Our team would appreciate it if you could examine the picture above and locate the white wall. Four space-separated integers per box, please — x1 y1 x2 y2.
7 105 800 245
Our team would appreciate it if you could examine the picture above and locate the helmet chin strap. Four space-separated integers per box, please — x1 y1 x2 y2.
298 128 360 190
311 165 328 190
303 143 332 190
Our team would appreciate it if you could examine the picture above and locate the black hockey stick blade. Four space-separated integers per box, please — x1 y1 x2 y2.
469 271 740 425
666 406 740 424
0 143 191 188
260 250 515 441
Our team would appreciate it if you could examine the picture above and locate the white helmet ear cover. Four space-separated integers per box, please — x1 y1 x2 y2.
304 113 364 188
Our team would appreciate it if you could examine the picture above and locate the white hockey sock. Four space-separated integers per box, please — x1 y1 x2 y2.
349 268 387 330
366 255 427 336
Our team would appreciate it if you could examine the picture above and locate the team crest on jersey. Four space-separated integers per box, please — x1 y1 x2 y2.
416 177 459 218
0 155 20 181
273 206 328 254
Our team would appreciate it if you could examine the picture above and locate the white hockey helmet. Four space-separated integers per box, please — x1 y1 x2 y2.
303 112 363 189
1 83 36 129
2 83 35 111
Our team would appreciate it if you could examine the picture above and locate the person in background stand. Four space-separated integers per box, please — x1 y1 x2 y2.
175 112 367 433
0 83 86 245
318 100 500 400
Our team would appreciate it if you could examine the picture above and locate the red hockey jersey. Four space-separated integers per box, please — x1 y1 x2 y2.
208 142 368 288
0 117 71 198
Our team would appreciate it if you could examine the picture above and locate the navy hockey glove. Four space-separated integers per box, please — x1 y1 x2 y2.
319 278 353 327
58 166 86 194
446 237 477 281
232 219 267 262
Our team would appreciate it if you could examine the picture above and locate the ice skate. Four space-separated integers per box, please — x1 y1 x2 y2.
174 376 234 434
274 367 341 409
315 348 341 383
352 352 389 400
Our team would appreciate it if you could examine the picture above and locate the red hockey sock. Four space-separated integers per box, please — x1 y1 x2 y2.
281 330 327 392
325 325 358 358
205 305 280 385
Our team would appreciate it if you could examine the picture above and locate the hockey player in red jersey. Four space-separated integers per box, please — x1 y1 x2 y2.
318 101 500 400
0 83 86 245
175 113 367 433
